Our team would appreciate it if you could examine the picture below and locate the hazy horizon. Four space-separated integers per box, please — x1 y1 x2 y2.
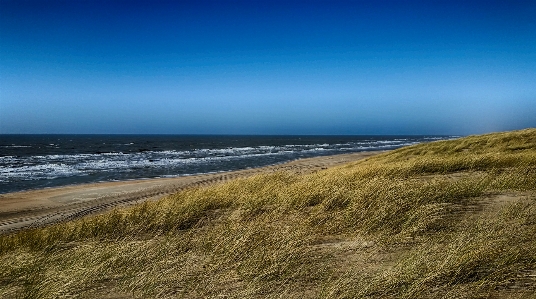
1 0 535 135
0 133 460 136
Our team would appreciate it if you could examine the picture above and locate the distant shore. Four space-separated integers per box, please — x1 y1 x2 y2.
0 151 382 234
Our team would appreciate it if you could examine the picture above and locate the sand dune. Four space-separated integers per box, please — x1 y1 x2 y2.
0 151 381 234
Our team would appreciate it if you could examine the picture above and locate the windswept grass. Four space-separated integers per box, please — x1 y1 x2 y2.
1 128 535 298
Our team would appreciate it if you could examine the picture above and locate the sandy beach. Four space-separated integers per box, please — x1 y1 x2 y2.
0 151 381 234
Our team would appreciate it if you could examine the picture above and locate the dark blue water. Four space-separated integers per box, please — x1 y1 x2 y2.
0 135 455 194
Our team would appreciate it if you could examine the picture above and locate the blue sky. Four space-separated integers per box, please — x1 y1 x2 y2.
1 0 535 135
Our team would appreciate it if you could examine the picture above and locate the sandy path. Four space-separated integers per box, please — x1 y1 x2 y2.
0 151 381 234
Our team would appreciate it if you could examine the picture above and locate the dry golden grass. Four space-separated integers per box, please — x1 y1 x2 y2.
1 128 535 298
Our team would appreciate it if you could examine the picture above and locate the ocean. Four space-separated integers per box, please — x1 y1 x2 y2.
0 135 455 194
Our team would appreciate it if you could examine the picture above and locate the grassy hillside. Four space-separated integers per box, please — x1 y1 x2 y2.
1 129 535 298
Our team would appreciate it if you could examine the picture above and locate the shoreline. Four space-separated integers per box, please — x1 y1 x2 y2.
0 151 383 234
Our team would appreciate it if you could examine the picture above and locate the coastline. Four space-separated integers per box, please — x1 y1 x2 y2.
0 151 382 234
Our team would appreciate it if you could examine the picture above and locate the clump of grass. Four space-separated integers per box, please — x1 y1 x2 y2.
1 128 535 298
330 198 536 298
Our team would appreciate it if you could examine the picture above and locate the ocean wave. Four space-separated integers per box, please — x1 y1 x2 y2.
0 137 454 184
0 145 32 148
0 163 84 180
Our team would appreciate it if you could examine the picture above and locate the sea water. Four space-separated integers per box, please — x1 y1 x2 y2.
0 135 455 194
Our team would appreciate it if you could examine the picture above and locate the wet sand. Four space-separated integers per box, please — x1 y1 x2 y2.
0 151 382 234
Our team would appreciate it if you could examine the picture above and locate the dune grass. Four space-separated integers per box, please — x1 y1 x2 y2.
1 128 535 298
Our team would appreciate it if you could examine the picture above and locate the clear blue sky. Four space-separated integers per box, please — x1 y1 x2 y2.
1 0 535 135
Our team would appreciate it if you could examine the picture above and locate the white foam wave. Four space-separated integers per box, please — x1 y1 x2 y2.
0 163 84 180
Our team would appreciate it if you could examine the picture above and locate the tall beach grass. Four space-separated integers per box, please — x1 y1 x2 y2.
1 128 535 298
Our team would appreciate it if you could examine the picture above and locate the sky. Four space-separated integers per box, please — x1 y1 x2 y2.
1 0 535 135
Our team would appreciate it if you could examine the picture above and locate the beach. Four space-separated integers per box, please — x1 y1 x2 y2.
0 151 381 234
1 134 442 195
